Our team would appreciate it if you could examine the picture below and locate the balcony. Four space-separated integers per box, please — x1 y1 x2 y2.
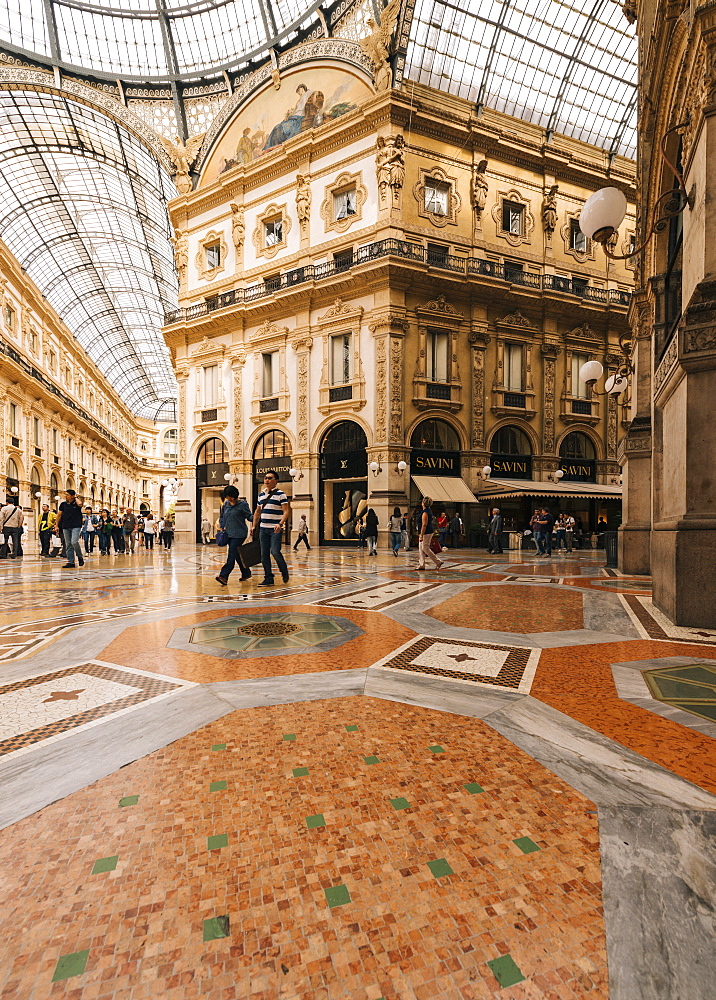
571 399 592 415
259 397 279 413
426 382 451 400
164 239 632 324
504 392 526 408
329 385 353 402
200 408 218 423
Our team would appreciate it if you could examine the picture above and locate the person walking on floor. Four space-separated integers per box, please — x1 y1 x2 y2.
159 517 174 549
293 515 311 551
215 486 253 586
201 516 211 544
564 513 575 553
122 508 137 553
97 510 111 555
388 506 403 557
252 470 290 586
38 504 56 556
364 508 379 555
401 512 411 551
416 495 444 571
487 507 503 554
54 489 84 567
143 513 157 550
437 511 449 549
555 513 569 553
82 507 99 555
0 499 24 559
535 507 555 557
449 512 461 549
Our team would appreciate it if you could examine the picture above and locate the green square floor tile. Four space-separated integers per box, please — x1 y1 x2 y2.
292 767 309 777
211 743 226 751
305 813 325 829
364 756 380 765
390 797 410 811
487 954 526 988
324 884 351 908
51 949 89 983
427 857 454 878
513 836 541 854
118 795 138 808
209 780 227 792
345 724 359 732
428 744 445 753
91 855 118 875
203 914 230 942
207 833 229 851
464 782 485 794
282 733 296 741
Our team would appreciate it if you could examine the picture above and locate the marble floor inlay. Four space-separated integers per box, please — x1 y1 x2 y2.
189 612 354 655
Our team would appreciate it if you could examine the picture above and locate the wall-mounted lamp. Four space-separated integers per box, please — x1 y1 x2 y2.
369 461 382 478
289 467 304 482
547 470 565 483
579 332 633 397
396 460 407 474
10 486 19 494
580 118 693 260
54 494 61 501
223 473 239 484
477 465 492 480
34 491 42 499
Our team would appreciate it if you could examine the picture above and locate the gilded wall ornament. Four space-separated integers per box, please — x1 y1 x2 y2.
358 0 401 92
156 132 205 194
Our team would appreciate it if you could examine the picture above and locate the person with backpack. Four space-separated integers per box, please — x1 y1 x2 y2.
416 495 444 571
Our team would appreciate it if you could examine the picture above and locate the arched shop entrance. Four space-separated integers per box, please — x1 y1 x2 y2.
196 437 228 543
252 430 292 507
320 421 368 543
409 419 476 538
489 425 533 479
559 432 596 482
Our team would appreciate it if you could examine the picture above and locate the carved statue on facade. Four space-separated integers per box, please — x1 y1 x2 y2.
295 174 311 230
156 132 205 194
230 203 245 254
470 159 489 220
171 227 189 286
542 184 558 235
359 0 401 92
621 1 637 25
376 134 405 204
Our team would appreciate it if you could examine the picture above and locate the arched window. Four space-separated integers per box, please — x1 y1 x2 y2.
253 430 290 459
196 438 227 465
50 473 59 495
321 421 368 454
163 428 178 465
490 425 531 455
560 432 596 460
6 458 19 481
410 419 460 452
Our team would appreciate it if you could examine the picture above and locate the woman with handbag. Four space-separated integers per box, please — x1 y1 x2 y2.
215 485 253 585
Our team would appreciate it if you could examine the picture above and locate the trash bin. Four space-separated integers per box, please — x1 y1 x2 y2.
604 530 618 568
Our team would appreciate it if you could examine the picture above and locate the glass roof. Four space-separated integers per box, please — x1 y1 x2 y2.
0 0 323 80
404 0 638 158
0 90 178 420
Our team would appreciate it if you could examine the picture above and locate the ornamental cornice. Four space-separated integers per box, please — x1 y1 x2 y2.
415 294 464 320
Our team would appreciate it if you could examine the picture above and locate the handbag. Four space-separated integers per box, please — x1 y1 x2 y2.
240 536 262 567
430 536 442 554
215 529 228 547
51 535 62 549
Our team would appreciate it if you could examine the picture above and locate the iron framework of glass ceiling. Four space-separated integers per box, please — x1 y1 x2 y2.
0 0 637 419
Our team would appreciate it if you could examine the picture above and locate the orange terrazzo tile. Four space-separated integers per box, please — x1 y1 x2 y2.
425 586 584 633
98 605 417 683
0 698 607 1000
532 639 716 794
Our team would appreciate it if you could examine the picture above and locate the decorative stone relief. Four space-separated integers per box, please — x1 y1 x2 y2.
375 134 405 207
470 159 488 229
171 228 189 289
468 330 490 449
542 185 558 236
541 346 558 455
561 210 596 262
498 310 532 328
156 132 206 194
423 294 463 318
295 174 311 235
230 204 245 256
176 366 189 465
607 393 619 459
375 337 387 442
390 337 403 443
230 352 246 454
292 338 313 451
358 0 401 92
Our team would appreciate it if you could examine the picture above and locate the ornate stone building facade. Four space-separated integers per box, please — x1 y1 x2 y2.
163 47 635 546
0 240 176 536
619 0 716 625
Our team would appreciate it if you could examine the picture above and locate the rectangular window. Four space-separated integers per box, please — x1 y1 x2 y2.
264 218 282 247
427 330 450 382
425 179 450 217
505 343 523 391
9 402 17 435
5 305 14 329
141 480 149 495
570 219 588 252
334 188 357 220
502 201 524 235
572 353 590 399
262 352 276 397
68 438 73 462
202 364 218 406
331 334 352 385
33 417 40 447
205 243 221 269
53 428 59 455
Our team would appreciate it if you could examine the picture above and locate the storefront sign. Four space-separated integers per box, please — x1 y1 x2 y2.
196 462 229 488
559 459 596 483
322 451 367 479
410 450 461 476
490 454 532 480
254 456 293 482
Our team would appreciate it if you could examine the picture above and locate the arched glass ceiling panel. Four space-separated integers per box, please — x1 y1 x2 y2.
0 0 326 80
0 90 178 420
404 0 638 158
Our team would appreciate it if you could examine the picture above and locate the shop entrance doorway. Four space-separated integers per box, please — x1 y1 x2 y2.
320 421 368 544
195 438 228 543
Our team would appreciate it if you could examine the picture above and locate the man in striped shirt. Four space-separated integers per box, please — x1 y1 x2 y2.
252 470 291 586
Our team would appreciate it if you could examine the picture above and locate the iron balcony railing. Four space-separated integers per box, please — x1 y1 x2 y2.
165 238 632 324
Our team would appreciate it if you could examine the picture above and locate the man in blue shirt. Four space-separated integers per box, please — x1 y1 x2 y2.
252 470 290 586
215 485 253 586
535 507 555 556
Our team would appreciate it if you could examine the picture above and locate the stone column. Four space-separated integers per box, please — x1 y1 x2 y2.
290 336 316 546
173 365 194 545
539 343 560 477
467 327 491 491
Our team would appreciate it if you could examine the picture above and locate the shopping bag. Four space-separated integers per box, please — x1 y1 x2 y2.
215 529 228 547
240 536 262 567
430 536 442 554
51 535 62 549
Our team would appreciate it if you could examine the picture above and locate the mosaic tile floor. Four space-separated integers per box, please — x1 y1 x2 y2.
0 542 713 999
